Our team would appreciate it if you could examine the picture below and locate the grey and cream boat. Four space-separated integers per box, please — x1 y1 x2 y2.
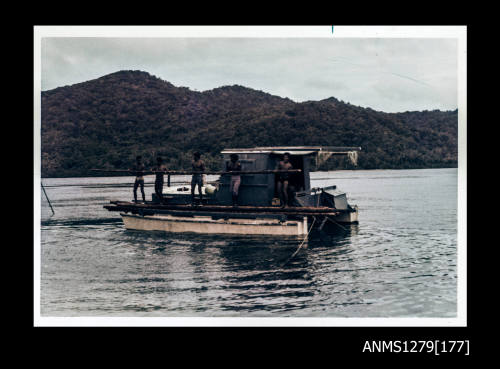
104 146 361 235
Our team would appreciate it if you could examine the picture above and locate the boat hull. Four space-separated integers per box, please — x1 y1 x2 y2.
335 205 359 223
120 213 309 236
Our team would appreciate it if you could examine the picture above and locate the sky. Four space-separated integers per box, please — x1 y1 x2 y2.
41 37 458 113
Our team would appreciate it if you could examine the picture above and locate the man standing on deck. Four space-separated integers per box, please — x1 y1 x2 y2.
276 152 293 208
131 155 146 203
153 156 167 203
191 152 205 205
226 153 242 207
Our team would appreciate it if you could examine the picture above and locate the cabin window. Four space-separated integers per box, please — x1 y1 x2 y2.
224 158 255 171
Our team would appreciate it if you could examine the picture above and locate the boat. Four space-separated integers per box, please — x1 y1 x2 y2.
103 146 361 236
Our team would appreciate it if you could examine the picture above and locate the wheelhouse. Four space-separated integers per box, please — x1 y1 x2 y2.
217 146 361 206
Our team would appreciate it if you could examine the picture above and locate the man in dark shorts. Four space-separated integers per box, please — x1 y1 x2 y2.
191 152 205 205
226 153 242 206
153 156 167 203
276 152 293 208
131 155 146 203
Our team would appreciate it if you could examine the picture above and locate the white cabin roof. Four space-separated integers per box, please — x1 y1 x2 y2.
221 146 361 156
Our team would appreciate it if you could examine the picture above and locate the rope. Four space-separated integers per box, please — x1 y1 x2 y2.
282 216 317 266
326 216 347 231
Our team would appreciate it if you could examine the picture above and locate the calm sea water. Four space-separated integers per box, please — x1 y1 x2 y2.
39 168 457 317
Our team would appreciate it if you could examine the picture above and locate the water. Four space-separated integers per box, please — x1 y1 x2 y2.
39 168 457 317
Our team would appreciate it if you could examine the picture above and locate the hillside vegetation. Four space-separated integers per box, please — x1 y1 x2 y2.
41 70 457 177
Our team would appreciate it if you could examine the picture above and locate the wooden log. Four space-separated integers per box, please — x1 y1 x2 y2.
104 206 287 219
113 200 333 211
104 204 340 217
91 169 302 175
106 201 346 214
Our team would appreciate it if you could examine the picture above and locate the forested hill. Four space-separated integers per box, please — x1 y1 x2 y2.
41 70 458 177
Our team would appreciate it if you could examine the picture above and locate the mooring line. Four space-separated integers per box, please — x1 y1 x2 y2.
326 216 347 231
282 216 317 267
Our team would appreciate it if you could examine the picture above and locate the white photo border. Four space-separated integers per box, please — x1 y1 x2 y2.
33 25 467 327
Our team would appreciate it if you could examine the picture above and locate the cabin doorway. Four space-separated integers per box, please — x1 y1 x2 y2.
272 154 306 205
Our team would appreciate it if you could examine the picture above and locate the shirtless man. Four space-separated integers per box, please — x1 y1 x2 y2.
153 156 167 203
226 153 242 206
191 152 205 205
131 155 146 203
276 152 293 208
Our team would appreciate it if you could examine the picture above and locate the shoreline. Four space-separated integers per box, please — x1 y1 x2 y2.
40 167 458 180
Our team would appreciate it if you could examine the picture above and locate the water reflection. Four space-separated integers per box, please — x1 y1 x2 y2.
97 227 357 315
